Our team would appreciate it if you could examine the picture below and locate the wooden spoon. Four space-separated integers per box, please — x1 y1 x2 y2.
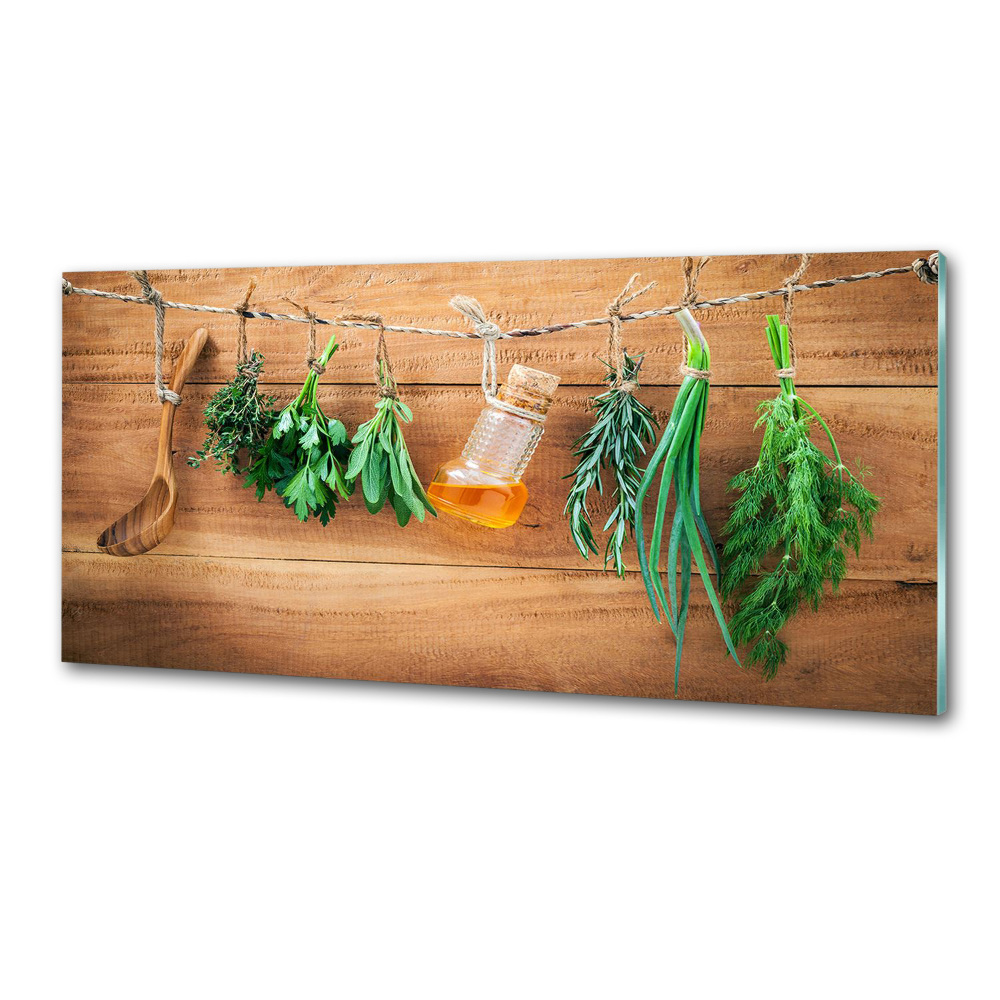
97 327 209 556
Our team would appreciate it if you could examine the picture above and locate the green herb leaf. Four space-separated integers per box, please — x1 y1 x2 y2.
563 352 658 578
188 350 276 477
346 392 436 526
721 316 881 679
244 333 353 525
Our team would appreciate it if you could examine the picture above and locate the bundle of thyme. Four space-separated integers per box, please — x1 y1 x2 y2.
635 309 739 690
346 388 436 527
188 350 276 476
721 314 880 678
244 333 353 524
564 352 658 577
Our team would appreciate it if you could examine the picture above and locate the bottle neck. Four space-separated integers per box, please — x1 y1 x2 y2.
493 382 553 418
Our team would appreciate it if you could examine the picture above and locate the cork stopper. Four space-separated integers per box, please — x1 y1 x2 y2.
505 364 560 402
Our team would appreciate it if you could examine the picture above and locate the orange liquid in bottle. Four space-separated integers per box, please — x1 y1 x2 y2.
426 479 528 529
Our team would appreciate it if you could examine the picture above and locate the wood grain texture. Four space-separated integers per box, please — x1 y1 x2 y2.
62 253 941 713
63 384 937 582
62 553 937 714
62 252 938 388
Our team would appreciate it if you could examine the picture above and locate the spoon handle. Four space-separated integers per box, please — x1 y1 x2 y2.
154 328 209 478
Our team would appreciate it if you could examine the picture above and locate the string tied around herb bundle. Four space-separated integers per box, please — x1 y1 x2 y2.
284 297 325 374
450 294 508 398
607 273 655 392
342 313 397 399
774 253 812 380
234 276 258 366
127 269 183 405
678 256 712 381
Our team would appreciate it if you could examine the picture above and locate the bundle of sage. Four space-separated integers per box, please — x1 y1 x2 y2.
346 395 436 527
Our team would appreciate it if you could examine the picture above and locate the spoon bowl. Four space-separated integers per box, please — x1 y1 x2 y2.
97 327 208 556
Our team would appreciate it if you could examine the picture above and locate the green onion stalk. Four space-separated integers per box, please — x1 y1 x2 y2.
635 308 740 692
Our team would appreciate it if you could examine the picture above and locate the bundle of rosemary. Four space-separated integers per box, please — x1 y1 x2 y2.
244 333 353 524
346 353 436 527
564 352 658 577
635 309 739 690
721 314 880 678
188 350 276 476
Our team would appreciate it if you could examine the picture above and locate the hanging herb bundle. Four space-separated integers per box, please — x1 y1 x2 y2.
635 308 740 690
345 334 436 527
188 350 276 475
721 314 880 678
189 278 275 476
244 332 353 524
564 352 658 577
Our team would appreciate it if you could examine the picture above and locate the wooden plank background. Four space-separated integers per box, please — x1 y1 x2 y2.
61 253 940 713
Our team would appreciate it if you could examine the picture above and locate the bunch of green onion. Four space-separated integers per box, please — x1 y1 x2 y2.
635 308 740 691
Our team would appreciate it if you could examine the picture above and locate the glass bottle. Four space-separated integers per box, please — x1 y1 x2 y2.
427 364 560 529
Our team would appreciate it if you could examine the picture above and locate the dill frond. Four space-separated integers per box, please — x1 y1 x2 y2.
722 315 881 679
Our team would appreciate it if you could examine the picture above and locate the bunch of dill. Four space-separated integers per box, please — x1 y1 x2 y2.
722 315 880 679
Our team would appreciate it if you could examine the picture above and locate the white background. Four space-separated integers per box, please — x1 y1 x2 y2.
2 2 994 997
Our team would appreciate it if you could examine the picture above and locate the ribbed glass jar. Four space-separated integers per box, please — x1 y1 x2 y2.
426 365 560 529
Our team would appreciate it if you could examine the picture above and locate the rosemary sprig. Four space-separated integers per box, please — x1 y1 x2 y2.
244 334 353 524
345 393 436 527
187 350 276 476
635 310 739 691
564 352 658 577
721 315 880 679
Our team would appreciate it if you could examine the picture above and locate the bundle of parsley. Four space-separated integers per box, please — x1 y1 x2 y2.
244 333 353 524
188 350 276 476
721 314 880 678
564 352 658 577
635 309 739 691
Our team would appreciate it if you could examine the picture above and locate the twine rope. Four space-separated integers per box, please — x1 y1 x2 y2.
678 257 712 381
449 295 507 398
62 256 938 342
607 273 655 392
126 270 182 405
284 297 324 374
235 276 257 366
343 313 396 399
778 254 812 380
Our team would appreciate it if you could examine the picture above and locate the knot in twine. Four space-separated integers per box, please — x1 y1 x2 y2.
677 256 712 380
62 278 74 295
606 273 655 389
285 297 325 374
128 269 182 405
234 276 257 366
776 253 812 381
912 253 939 284
681 255 711 308
450 294 508 398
